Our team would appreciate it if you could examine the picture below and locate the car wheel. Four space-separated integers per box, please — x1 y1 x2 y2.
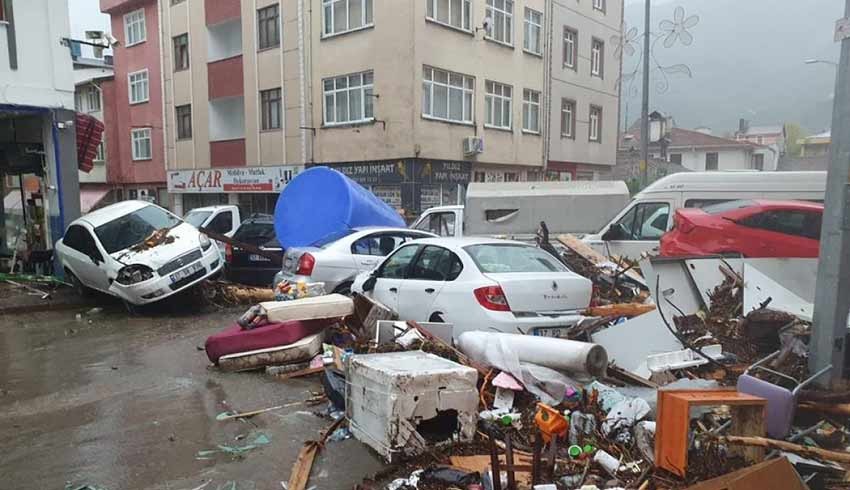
66 269 91 298
429 312 446 323
333 282 353 296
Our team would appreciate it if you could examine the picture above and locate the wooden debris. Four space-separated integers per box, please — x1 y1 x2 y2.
286 417 345 490
719 435 850 464
585 303 655 318
273 366 325 380
217 402 300 421
797 401 850 417
557 234 646 285
201 280 276 305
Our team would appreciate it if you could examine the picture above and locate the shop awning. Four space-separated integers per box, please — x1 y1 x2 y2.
80 187 111 213
76 113 105 173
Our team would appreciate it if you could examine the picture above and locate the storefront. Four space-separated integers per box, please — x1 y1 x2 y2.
326 159 471 218
167 165 304 216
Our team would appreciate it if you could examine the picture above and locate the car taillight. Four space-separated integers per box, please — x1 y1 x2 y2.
296 253 315 276
474 285 511 312
225 244 233 263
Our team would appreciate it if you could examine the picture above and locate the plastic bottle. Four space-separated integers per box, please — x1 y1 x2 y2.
593 449 620 477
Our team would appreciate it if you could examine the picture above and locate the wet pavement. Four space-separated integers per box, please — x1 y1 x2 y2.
0 296 384 490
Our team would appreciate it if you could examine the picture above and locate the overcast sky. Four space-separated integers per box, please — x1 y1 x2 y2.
68 0 112 57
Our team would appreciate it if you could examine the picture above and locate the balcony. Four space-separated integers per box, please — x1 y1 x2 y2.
205 0 240 27
207 18 241 62
207 55 243 99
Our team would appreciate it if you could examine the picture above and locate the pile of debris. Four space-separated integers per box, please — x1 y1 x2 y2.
200 237 850 490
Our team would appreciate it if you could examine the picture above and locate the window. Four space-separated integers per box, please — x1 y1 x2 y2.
739 211 822 240
352 233 415 256
415 212 456 237
86 87 100 112
131 128 152 161
523 8 542 55
209 211 234 234
323 0 373 37
752 153 765 171
485 80 512 129
380 245 421 279
258 5 280 49
75 93 83 111
173 33 189 71
610 202 670 240
592 0 605 12
522 89 540 133
124 8 146 47
465 244 567 274
669 153 682 165
172 0 186 4
66 225 103 261
485 0 513 45
410 246 463 281
563 27 577 69
128 70 149 104
422 66 474 123
261 88 282 130
95 142 105 161
589 105 602 142
705 152 719 170
176 105 192 139
473 171 486 183
561 99 575 138
591 38 604 77
0 0 6 22
426 0 471 31
323 71 373 125
504 172 519 182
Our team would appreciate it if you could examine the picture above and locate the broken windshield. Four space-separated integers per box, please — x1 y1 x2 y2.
95 205 183 254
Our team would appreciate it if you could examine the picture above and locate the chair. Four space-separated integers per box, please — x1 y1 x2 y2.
736 351 831 439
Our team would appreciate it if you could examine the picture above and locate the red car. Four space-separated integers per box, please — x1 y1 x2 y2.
660 200 823 258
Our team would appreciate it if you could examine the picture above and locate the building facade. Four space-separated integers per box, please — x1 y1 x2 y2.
100 0 169 207
106 0 622 216
546 0 622 181
1 0 81 270
74 55 115 212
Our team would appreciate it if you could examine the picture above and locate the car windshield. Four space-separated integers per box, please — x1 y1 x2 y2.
464 244 568 273
96 205 183 254
234 222 276 245
703 200 757 215
184 210 212 227
311 229 356 248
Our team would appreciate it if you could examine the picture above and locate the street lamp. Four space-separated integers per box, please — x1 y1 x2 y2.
804 58 839 66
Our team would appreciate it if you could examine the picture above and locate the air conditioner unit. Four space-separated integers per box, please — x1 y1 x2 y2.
463 137 484 156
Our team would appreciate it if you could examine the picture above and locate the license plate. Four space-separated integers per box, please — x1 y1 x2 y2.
250 254 271 262
170 262 203 283
532 327 569 338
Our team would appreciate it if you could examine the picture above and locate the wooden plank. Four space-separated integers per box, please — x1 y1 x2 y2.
274 366 325 380
585 303 655 318
286 442 320 490
557 234 646 285
729 405 766 464
200 227 283 263
719 436 850 464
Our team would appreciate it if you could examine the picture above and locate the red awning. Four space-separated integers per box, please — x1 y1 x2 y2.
76 113 105 173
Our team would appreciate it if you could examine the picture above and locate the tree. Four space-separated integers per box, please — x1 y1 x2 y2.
785 123 808 157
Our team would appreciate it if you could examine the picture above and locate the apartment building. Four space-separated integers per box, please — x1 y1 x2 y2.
546 0 622 181
100 0 169 207
112 0 622 215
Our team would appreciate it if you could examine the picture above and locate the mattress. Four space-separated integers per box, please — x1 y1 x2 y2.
205 318 333 364
259 293 354 323
218 331 325 372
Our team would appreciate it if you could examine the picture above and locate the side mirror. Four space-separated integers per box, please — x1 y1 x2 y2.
362 273 378 292
601 227 618 241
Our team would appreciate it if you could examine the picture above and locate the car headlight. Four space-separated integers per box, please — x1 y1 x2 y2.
200 233 212 251
116 264 155 285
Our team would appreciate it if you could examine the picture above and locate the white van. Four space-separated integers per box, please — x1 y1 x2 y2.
582 171 827 259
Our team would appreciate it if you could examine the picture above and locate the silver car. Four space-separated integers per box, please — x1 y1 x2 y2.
274 227 436 294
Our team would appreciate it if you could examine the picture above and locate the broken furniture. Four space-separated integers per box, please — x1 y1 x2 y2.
217 332 324 372
655 389 767 477
259 293 354 323
736 350 831 439
681 456 807 490
346 351 478 462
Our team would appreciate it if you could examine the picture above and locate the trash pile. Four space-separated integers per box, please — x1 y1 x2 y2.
199 232 850 490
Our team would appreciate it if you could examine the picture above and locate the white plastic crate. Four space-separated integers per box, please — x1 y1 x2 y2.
346 351 479 462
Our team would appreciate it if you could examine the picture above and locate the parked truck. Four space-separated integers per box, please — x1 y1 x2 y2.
410 181 631 239
183 205 241 254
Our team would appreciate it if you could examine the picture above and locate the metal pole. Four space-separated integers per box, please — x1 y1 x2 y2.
640 0 651 188
810 0 850 386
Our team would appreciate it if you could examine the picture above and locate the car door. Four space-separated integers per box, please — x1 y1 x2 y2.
396 245 462 321
413 212 458 237
370 244 421 312
739 210 821 257
207 210 236 255
64 224 110 291
601 201 672 259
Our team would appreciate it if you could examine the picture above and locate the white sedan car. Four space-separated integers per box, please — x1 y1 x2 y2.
352 237 593 337
274 227 436 293
56 200 222 305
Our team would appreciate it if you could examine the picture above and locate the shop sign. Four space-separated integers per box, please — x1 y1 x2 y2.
167 165 303 193
328 159 471 186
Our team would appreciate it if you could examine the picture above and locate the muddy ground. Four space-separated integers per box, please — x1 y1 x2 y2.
0 292 384 490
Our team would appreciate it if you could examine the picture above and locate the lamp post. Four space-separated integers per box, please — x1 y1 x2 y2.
640 0 651 188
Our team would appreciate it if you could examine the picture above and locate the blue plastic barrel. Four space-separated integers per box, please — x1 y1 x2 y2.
274 166 406 248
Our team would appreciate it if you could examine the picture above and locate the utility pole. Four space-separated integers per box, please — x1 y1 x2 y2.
811 1 850 387
640 0 651 188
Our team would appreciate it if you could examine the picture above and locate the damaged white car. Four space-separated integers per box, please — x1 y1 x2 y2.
56 201 222 305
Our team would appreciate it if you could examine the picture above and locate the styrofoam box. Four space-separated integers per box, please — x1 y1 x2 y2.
346 351 479 462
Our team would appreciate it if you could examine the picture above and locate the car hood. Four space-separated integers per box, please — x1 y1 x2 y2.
110 223 204 269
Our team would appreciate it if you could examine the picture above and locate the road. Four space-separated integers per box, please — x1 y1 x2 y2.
0 299 384 490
